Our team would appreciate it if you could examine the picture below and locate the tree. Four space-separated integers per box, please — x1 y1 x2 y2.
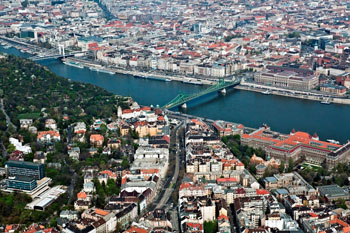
106 179 119 196
279 161 285 173
221 136 228 144
286 31 300 38
204 220 218 233
336 163 345 174
24 153 34 162
133 143 139 151
314 173 321 183
137 201 141 215
121 156 129 169
288 158 294 172
249 164 256 175
336 198 347 209
319 159 326 170
93 178 106 208
100 124 107 135
21 0 28 7
7 143 15 153
54 142 64 153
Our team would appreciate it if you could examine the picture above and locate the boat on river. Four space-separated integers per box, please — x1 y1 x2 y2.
146 76 172 82
63 61 84 69
327 139 340 144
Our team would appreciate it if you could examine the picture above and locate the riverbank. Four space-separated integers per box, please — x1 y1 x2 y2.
0 37 215 86
63 57 216 85
2 43 350 143
236 81 350 105
62 56 350 106
3 37 350 106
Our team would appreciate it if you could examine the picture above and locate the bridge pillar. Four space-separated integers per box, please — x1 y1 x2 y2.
58 44 65 57
181 103 187 109
220 88 226 95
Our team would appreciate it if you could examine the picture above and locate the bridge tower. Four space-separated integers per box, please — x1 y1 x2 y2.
218 78 226 95
58 44 65 58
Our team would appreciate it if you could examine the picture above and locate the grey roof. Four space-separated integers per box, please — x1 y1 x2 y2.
317 184 348 198
274 188 289 195
264 176 278 183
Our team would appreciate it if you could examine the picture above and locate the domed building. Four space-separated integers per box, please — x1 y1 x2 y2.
256 164 267 178
250 153 264 165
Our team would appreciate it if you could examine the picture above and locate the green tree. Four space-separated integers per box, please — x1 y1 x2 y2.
133 143 139 151
106 179 119 196
335 198 347 209
55 142 64 153
137 201 141 215
100 124 107 135
288 158 294 172
204 220 218 233
249 164 256 174
24 153 34 162
7 143 15 153
130 130 139 139
279 161 285 173
21 0 28 7
121 156 129 169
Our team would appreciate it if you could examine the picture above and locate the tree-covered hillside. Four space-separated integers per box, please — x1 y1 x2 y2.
0 55 128 126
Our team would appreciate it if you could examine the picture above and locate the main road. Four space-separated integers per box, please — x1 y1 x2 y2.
155 121 183 209
0 98 17 131
137 119 183 226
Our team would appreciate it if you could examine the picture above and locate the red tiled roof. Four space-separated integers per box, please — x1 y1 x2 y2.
77 191 87 199
309 212 318 217
180 183 192 190
37 131 60 139
124 226 148 233
217 177 237 183
162 135 170 143
90 134 104 142
186 222 203 230
95 208 109 216
122 109 133 114
256 189 269 195
218 214 229 221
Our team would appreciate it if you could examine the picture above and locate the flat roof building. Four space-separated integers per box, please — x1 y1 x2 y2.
317 185 349 201
26 185 67 211
6 176 37 191
5 160 45 180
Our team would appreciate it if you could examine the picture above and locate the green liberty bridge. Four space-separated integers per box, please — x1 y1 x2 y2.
162 78 240 109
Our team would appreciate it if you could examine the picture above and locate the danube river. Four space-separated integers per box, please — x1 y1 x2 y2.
1 46 350 143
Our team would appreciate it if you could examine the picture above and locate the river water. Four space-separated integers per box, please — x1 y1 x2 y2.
1 46 350 143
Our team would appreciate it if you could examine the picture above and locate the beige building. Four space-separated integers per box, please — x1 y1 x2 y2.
255 66 319 90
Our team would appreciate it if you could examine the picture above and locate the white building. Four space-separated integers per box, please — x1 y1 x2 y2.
9 137 32 154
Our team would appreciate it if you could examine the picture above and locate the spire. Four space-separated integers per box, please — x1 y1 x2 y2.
291 128 296 135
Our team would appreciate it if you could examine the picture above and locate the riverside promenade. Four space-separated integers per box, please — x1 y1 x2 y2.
236 79 350 105
64 57 217 85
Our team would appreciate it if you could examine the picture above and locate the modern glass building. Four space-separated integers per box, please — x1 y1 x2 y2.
5 161 45 180
6 176 37 191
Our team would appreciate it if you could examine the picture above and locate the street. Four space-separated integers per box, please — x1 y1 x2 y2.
139 119 184 231
0 98 17 131
155 121 183 209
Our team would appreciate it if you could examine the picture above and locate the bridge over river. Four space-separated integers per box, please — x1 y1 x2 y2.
162 78 240 109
